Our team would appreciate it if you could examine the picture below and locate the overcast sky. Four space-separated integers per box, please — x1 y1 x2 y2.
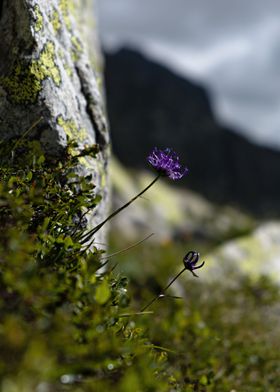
96 0 280 149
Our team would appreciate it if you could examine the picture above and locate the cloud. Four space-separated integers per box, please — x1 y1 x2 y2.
97 0 280 148
98 0 280 46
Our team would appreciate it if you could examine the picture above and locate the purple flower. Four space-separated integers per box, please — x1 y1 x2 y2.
183 251 205 278
147 147 188 180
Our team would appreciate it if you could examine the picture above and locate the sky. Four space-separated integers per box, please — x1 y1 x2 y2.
96 0 280 149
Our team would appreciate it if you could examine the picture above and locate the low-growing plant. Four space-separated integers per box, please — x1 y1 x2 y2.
0 139 194 391
1 138 279 392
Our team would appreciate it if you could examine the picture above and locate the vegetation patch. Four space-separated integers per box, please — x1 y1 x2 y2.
0 140 279 391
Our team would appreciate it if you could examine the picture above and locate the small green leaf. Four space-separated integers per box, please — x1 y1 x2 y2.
64 236 74 248
90 274 97 284
199 375 208 386
26 171 33 181
95 279 111 305
37 155 45 165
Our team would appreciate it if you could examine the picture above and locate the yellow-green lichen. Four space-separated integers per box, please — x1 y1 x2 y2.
70 36 83 62
204 225 280 283
57 115 87 142
65 65 73 77
0 42 61 104
58 49 64 59
30 42 61 86
78 156 95 170
58 49 73 77
50 10 61 32
0 62 41 104
33 5 43 32
59 0 75 31
71 36 83 52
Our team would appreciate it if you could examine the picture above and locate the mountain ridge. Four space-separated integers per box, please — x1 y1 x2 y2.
104 47 280 217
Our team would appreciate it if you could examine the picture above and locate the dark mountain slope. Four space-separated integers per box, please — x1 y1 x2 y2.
104 48 280 216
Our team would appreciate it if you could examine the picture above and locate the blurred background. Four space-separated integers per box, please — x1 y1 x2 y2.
81 2 280 387
97 0 280 147
96 0 280 283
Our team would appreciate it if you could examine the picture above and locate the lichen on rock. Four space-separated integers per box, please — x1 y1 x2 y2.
57 115 87 142
0 41 61 104
0 0 110 243
33 4 44 32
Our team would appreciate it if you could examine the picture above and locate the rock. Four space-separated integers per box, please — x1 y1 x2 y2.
0 1 110 244
110 158 255 244
202 221 280 283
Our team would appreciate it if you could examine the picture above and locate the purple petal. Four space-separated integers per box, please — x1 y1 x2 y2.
147 147 188 180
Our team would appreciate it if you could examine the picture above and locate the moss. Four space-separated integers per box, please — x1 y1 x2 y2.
57 115 87 143
25 140 45 163
33 5 43 32
0 42 61 104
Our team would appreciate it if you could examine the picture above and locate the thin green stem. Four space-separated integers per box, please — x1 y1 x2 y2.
80 174 161 244
11 117 43 159
100 233 154 261
141 267 186 312
96 233 155 271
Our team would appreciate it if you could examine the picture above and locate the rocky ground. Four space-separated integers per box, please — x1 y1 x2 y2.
110 158 280 285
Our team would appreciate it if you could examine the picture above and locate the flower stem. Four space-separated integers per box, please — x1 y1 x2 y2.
141 267 186 312
80 174 161 244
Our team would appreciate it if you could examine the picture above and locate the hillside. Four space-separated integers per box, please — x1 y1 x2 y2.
105 48 280 216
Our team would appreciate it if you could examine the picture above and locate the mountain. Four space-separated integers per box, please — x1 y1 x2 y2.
104 47 280 217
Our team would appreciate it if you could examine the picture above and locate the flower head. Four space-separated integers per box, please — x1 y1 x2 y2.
147 147 188 180
183 251 205 278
